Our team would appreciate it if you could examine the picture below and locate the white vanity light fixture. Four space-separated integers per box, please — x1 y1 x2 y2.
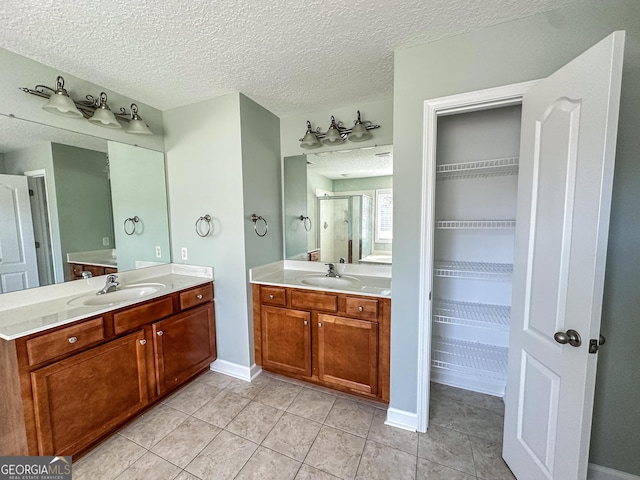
20 75 153 135
299 110 379 149
300 121 322 149
88 92 121 129
126 104 152 135
40 76 84 118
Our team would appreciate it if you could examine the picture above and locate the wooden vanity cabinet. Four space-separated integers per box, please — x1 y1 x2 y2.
153 302 217 395
253 284 390 402
69 262 117 280
261 306 311 377
317 314 379 396
30 330 149 456
0 282 216 458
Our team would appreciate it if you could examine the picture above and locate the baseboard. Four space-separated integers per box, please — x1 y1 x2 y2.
249 364 262 380
384 407 418 432
588 463 640 480
209 359 255 381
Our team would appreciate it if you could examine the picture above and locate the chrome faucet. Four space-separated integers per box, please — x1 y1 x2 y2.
325 263 340 278
97 274 119 295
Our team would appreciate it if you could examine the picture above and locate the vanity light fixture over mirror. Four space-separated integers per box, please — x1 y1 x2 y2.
284 145 393 265
300 110 380 149
0 114 170 295
20 75 152 135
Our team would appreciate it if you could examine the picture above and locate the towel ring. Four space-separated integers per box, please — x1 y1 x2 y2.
124 216 140 235
251 214 268 237
299 215 312 232
195 214 212 237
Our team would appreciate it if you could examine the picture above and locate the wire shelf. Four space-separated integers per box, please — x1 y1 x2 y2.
435 220 516 230
433 299 510 330
431 336 508 381
434 260 513 280
436 157 519 179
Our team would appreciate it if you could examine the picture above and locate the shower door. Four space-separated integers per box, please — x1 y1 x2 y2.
318 196 351 263
317 195 372 264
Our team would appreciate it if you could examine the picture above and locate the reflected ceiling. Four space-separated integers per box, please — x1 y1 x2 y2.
306 145 393 180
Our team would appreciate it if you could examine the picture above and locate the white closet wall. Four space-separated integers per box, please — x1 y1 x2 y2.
430 105 522 396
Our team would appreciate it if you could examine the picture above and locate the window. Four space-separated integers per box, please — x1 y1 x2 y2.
375 189 393 243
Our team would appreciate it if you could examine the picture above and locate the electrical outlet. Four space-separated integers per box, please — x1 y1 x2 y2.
155 246 162 258
181 247 188 260
102 237 109 246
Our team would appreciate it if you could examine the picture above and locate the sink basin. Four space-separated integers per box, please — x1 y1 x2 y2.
299 274 359 288
68 283 165 307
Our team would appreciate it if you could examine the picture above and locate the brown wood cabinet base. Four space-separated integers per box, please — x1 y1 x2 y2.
0 282 216 458
253 284 390 403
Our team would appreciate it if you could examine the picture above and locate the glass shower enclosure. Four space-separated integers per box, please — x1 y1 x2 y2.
317 194 373 263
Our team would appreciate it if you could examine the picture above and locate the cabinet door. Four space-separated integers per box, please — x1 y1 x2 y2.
153 303 217 395
30 330 149 456
261 306 311 377
317 314 378 395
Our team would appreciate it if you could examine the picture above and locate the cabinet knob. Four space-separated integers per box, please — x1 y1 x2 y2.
196 294 203 299
269 294 274 299
303 320 308 325
358 306 364 312
139 339 147 345
68 336 77 344
157 330 164 336
318 322 323 327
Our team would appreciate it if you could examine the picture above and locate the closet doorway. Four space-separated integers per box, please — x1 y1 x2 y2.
416 31 624 480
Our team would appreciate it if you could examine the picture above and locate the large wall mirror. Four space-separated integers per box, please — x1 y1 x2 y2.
0 113 170 294
284 145 393 265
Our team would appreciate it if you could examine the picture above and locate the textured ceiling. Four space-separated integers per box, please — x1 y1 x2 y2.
0 0 580 116
307 145 393 180
0 114 107 154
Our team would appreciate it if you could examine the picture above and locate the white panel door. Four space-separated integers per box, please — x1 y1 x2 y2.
0 174 40 292
503 31 625 480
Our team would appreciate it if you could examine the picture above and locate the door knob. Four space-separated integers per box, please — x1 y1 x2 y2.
554 329 582 347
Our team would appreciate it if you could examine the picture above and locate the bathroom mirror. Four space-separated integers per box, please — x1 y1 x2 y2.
0 113 171 294
283 145 393 265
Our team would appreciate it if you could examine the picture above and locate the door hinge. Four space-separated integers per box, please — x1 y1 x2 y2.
35 241 40 248
29 189 34 196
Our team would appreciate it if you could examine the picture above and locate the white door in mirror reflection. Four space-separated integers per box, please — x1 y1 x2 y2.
0 174 40 292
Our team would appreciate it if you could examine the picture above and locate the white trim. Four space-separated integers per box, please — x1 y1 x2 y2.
210 359 255 381
588 464 640 480
416 80 540 433
384 407 418 432
250 364 262 380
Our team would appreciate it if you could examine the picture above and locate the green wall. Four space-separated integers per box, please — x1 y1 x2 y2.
332 175 392 193
392 0 640 474
164 92 282 371
108 142 171 271
51 143 113 280
284 155 308 259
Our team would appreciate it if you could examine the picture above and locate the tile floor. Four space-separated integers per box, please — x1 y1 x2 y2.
72 371 516 480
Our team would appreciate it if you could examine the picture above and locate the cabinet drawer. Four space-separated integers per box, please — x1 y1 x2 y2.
291 291 337 312
345 297 379 321
26 317 105 366
113 297 173 335
261 286 287 306
179 284 214 310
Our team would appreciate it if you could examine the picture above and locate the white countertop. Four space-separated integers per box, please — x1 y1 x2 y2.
67 249 118 268
0 264 213 341
250 260 391 298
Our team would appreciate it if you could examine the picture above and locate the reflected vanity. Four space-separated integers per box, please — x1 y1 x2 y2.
283 145 393 265
0 114 171 294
